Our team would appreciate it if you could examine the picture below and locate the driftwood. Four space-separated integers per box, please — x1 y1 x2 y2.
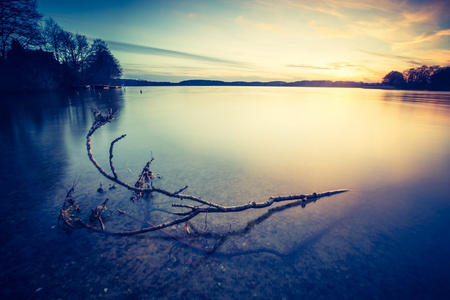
59 108 348 240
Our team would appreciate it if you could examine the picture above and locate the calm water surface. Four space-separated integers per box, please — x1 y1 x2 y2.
1 87 450 299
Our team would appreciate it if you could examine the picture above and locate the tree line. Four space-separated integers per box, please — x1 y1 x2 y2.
0 0 122 93
382 65 450 91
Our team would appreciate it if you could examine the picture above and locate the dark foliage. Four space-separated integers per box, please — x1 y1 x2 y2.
429 67 450 91
85 39 122 84
0 1 122 93
41 18 93 85
382 71 406 89
0 40 61 92
382 65 450 91
0 0 42 62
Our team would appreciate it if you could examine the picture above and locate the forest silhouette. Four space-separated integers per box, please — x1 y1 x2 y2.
0 0 121 93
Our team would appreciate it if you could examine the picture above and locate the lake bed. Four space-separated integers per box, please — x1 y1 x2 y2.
1 87 450 299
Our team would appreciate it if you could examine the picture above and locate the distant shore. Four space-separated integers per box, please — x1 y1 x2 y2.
108 78 450 91
112 79 450 91
112 78 385 89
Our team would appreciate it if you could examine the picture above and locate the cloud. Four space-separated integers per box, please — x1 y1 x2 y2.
286 62 360 70
328 62 361 69
106 40 247 67
286 64 334 70
360 50 425 65
234 15 285 33
242 0 344 18
251 0 405 18
400 1 450 26
405 28 450 45
284 0 448 19
187 13 197 19
257 22 284 33
308 21 353 38
234 15 250 25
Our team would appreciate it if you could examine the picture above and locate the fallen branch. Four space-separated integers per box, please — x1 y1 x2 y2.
60 109 348 240
89 198 109 230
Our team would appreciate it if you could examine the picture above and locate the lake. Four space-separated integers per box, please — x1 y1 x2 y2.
1 86 450 299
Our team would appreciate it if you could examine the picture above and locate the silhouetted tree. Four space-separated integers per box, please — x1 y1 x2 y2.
59 31 91 84
403 65 440 90
382 71 406 88
42 17 64 62
42 18 92 85
85 39 122 84
382 65 450 91
0 6 123 92
0 0 42 62
429 67 450 91
74 34 91 84
0 40 60 92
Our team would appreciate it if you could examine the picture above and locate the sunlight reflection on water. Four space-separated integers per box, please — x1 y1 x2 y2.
106 87 450 193
1 87 450 299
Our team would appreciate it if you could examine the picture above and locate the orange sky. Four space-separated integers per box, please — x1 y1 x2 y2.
39 0 450 82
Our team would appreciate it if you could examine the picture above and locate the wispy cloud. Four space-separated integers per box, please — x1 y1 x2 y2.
399 1 449 26
360 50 425 66
308 21 353 37
286 62 360 70
234 15 285 33
286 64 334 70
400 29 450 45
328 62 361 70
274 0 448 20
106 40 247 67
257 22 284 33
234 15 250 25
241 0 344 18
247 0 405 18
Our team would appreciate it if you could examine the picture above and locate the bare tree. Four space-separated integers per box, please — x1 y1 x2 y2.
85 39 122 84
42 18 91 84
60 109 347 240
0 0 42 61
74 33 90 84
42 17 63 62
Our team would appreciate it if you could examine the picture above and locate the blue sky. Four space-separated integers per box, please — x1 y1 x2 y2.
38 0 450 82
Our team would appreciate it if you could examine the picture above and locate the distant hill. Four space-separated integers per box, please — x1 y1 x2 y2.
113 78 382 88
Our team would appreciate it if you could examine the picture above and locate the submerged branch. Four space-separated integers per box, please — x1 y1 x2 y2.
109 134 126 179
62 109 349 242
61 186 347 237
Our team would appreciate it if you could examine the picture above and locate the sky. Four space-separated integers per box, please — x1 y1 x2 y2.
38 0 450 83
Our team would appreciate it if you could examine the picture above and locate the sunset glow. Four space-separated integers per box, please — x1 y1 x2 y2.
38 0 450 82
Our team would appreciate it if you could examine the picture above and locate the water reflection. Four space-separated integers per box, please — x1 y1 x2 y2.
0 90 126 298
1 87 450 299
382 89 450 104
113 87 450 193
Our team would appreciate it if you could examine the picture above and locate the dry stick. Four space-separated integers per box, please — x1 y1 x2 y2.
81 211 201 236
170 190 348 215
109 134 126 179
130 160 155 202
77 190 346 237
58 181 81 229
